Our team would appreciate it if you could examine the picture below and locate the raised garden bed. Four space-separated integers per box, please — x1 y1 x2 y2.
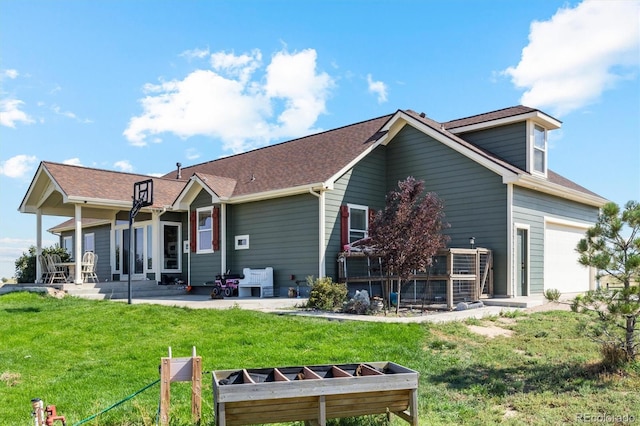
212 362 419 426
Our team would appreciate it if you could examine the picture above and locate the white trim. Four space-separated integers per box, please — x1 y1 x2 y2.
196 206 214 254
505 174 608 207
543 216 591 229
528 122 547 178
234 235 250 250
347 203 369 243
160 221 182 273
447 110 562 134
220 203 227 276
506 183 513 297
514 223 531 297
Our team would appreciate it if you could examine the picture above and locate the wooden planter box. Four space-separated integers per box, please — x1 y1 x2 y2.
212 362 419 426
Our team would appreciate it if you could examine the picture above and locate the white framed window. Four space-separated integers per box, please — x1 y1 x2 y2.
235 235 250 250
532 124 547 175
348 204 368 243
162 222 181 271
84 233 95 253
197 207 213 253
63 236 73 257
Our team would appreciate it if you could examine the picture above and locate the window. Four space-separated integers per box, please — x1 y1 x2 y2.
146 224 153 269
84 233 95 253
533 125 546 174
197 207 213 253
235 235 250 250
63 236 73 257
162 223 181 270
348 204 368 243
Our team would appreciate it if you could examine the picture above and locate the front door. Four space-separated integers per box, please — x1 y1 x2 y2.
516 228 528 296
117 224 148 281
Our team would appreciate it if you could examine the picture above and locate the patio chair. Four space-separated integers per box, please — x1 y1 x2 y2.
45 254 68 284
39 255 51 283
82 251 98 283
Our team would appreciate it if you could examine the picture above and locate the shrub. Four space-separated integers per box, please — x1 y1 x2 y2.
306 276 348 311
544 288 561 302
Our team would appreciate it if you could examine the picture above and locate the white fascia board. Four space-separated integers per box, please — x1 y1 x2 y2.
325 132 391 188
66 196 132 209
448 111 562 134
399 112 520 178
504 174 608 207
19 164 65 213
173 176 222 210
543 216 592 229
227 182 328 204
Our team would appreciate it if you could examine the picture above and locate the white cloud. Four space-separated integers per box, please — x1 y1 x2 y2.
180 47 211 60
51 104 93 124
0 154 38 178
124 48 334 153
185 148 200 161
63 158 83 166
366 74 388 104
0 99 35 128
4 69 19 79
114 160 134 173
503 0 639 116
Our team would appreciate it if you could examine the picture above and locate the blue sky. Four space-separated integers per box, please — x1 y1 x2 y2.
0 0 638 279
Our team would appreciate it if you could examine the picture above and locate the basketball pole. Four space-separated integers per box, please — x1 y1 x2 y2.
129 179 153 305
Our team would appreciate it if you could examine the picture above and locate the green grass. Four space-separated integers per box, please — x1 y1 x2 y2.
1 292 639 425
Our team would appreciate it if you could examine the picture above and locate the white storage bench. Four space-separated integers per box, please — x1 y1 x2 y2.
237 267 274 298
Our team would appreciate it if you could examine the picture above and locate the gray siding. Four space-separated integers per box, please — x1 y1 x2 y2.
513 187 599 294
189 190 221 285
227 193 319 296
60 224 110 282
459 122 527 170
386 125 509 294
325 147 386 278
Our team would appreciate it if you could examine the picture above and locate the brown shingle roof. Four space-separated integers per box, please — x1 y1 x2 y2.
547 170 603 198
163 115 392 197
443 105 539 130
42 162 186 207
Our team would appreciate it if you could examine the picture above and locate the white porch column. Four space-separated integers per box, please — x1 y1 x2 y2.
36 209 42 283
318 190 326 278
152 211 161 283
74 204 83 284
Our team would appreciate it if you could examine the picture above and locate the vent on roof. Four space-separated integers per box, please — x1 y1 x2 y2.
419 112 426 118
176 163 182 179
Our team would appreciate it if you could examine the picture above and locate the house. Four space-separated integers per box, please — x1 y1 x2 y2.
19 106 607 298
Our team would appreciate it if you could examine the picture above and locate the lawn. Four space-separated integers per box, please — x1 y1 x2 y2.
1 292 638 425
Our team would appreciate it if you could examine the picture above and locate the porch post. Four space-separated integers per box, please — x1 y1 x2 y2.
74 204 83 284
36 209 42 283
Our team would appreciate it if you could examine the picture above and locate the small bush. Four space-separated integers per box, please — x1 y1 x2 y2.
601 343 629 370
544 288 561 302
306 276 348 311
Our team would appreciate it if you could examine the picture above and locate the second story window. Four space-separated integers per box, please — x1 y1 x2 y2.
533 124 547 175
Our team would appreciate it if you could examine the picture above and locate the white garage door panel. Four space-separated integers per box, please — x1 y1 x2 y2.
545 223 590 293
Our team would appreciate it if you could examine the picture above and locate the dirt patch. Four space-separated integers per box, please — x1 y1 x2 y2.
467 324 514 338
524 301 572 314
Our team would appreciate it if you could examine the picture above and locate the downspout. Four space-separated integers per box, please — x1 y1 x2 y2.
220 203 227 276
309 189 325 278
506 183 514 297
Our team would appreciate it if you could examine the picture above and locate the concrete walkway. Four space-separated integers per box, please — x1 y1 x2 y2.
126 294 534 323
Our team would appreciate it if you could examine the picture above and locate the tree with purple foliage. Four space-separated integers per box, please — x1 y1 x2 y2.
369 176 450 314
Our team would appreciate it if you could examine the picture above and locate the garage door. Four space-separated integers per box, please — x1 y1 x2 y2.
544 222 591 294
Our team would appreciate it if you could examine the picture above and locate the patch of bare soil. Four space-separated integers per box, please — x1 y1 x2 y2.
466 324 514 338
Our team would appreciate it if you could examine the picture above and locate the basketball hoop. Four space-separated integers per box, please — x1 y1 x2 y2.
128 179 154 304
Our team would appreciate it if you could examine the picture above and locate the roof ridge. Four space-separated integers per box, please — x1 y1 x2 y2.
42 161 185 182
443 105 535 125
